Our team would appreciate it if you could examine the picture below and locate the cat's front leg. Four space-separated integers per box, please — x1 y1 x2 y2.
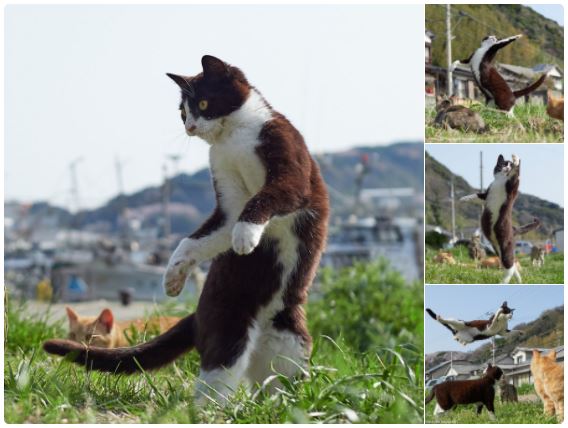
163 238 200 297
231 221 267 255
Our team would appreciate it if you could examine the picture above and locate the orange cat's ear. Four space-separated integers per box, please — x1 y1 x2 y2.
532 349 540 359
97 308 114 333
65 306 78 323
547 350 557 360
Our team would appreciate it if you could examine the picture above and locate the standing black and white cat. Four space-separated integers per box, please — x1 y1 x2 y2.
426 302 523 345
44 55 330 405
460 154 521 284
454 35 546 114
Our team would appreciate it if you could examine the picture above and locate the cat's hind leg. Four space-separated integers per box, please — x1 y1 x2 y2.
501 266 516 284
245 322 310 395
194 324 261 407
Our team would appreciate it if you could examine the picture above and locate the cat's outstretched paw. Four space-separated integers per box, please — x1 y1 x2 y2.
163 238 197 297
460 194 478 202
512 154 520 167
232 222 265 255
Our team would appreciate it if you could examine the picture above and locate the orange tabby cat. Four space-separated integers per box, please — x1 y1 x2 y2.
65 307 180 348
531 349 564 422
547 91 564 121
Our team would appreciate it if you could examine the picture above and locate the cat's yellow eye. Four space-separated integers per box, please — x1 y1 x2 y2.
199 100 208 111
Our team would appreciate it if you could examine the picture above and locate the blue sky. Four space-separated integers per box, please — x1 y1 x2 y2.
4 5 423 209
426 144 564 208
527 4 564 26
425 285 564 354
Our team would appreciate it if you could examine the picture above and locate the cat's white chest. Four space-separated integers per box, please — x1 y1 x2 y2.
470 47 489 84
485 180 507 224
214 136 266 191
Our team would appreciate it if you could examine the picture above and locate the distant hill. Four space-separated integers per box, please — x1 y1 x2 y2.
426 305 564 369
13 142 423 235
425 151 564 238
426 4 564 69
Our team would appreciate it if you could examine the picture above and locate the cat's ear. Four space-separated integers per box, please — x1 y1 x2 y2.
201 55 229 79
97 308 114 333
497 154 505 164
65 306 78 324
548 350 557 360
166 73 194 96
487 363 492 368
532 349 540 359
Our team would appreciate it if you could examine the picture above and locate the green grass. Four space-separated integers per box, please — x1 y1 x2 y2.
425 246 564 284
425 102 563 143
4 260 424 423
425 397 559 424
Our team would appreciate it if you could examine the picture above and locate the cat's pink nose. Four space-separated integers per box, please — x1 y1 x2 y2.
188 125 196 132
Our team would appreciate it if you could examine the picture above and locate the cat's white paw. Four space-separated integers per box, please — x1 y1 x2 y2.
163 238 198 297
512 154 520 167
231 222 265 255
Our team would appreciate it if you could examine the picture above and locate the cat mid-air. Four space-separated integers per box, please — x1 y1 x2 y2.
454 35 546 114
460 154 539 284
64 307 180 348
426 301 523 346
44 55 330 406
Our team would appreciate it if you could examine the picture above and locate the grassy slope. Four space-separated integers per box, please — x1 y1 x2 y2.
425 246 564 284
425 103 564 143
425 398 558 424
4 260 424 424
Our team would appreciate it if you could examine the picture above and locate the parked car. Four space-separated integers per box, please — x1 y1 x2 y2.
515 240 533 255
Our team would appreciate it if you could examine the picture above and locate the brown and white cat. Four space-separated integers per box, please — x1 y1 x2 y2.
460 154 522 283
44 55 330 406
65 307 180 348
434 96 487 133
531 349 564 422
426 301 523 346
455 35 546 114
425 364 504 420
546 90 564 121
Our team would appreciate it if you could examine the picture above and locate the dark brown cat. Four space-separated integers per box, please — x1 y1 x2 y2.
44 55 330 406
425 364 504 420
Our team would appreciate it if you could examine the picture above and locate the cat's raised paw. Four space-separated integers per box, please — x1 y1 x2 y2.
163 259 196 297
232 222 265 255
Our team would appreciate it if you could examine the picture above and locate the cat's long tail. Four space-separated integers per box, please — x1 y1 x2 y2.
43 313 196 374
513 217 541 236
425 389 436 405
513 74 546 98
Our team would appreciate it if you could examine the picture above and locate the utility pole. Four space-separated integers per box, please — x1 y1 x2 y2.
161 163 171 239
492 337 496 365
480 151 484 219
115 156 125 196
479 151 484 192
446 4 453 97
69 157 83 213
450 176 456 241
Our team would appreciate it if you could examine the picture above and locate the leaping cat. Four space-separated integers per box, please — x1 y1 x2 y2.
460 154 539 284
426 301 523 346
454 35 546 114
44 55 330 406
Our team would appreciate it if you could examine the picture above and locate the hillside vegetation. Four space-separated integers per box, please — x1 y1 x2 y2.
426 4 564 69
